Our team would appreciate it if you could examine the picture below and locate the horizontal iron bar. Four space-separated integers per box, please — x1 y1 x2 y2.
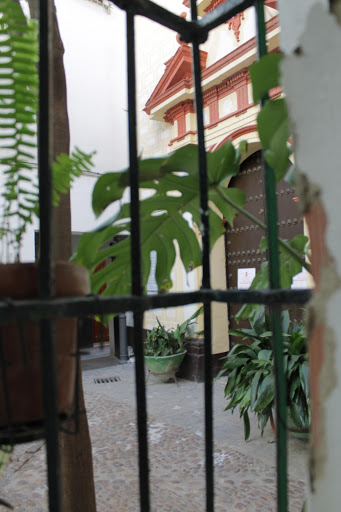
0 289 311 323
109 0 255 44
109 0 194 41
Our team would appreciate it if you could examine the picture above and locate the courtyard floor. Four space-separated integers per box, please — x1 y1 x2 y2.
1 346 308 511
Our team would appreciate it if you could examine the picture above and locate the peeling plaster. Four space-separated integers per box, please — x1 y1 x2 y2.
281 3 341 507
282 7 341 241
295 173 321 215
279 0 328 54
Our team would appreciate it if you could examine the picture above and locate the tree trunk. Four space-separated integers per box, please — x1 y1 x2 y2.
50 1 72 261
28 1 97 510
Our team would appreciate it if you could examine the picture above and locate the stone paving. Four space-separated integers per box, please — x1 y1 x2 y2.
1 352 308 511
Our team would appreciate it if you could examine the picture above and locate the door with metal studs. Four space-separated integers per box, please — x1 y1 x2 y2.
225 151 304 340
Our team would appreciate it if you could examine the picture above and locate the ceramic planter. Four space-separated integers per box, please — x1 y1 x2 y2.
269 410 310 439
0 262 90 443
144 351 187 377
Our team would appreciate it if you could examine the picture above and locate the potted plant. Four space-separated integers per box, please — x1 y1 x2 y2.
0 1 92 442
219 306 310 441
144 308 202 380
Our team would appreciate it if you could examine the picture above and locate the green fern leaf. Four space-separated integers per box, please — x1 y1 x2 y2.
0 0 38 258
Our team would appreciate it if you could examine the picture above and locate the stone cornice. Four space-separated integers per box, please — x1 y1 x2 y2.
164 100 195 124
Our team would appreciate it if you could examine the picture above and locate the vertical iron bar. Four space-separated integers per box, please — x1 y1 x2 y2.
255 2 288 512
38 1 62 511
126 8 150 512
190 2 214 511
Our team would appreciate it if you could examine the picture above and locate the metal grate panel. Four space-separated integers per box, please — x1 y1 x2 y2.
93 376 121 384
0 1 311 512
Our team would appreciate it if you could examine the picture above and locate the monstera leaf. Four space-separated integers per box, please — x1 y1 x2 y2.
73 140 246 296
249 53 283 104
249 54 292 182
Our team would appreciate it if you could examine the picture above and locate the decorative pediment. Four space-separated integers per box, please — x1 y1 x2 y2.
144 10 279 125
265 1 278 9
144 43 207 116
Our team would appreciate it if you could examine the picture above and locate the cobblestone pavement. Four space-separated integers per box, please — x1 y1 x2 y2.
1 354 308 511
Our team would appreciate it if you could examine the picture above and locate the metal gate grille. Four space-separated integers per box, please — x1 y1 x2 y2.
0 1 311 512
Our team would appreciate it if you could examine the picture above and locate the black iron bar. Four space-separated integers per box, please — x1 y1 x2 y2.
109 0 254 45
126 8 150 512
0 3 304 512
38 0 62 511
190 1 214 510
255 2 288 511
127 14 142 298
109 0 193 41
0 289 312 323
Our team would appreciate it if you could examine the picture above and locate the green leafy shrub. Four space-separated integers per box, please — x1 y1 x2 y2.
0 444 11 475
144 307 202 357
220 307 310 440
0 444 12 508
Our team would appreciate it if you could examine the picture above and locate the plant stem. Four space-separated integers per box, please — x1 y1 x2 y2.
216 186 311 273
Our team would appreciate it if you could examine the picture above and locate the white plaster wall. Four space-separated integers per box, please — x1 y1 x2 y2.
280 2 341 511
279 0 328 54
55 0 129 174
71 173 102 233
210 236 229 353
17 0 130 262
135 0 185 158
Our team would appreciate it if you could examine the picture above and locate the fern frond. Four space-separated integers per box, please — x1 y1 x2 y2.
0 0 38 259
0 1 95 261
52 148 96 206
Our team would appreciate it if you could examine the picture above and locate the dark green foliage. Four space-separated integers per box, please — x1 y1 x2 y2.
249 53 292 182
144 320 185 357
249 53 283 104
0 445 12 507
219 307 310 440
144 307 202 356
73 141 247 295
257 98 291 181
0 444 11 476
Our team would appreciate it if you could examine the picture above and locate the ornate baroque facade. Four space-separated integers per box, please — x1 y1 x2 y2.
137 0 279 358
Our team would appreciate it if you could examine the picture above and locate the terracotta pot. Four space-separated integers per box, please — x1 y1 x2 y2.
0 262 90 442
